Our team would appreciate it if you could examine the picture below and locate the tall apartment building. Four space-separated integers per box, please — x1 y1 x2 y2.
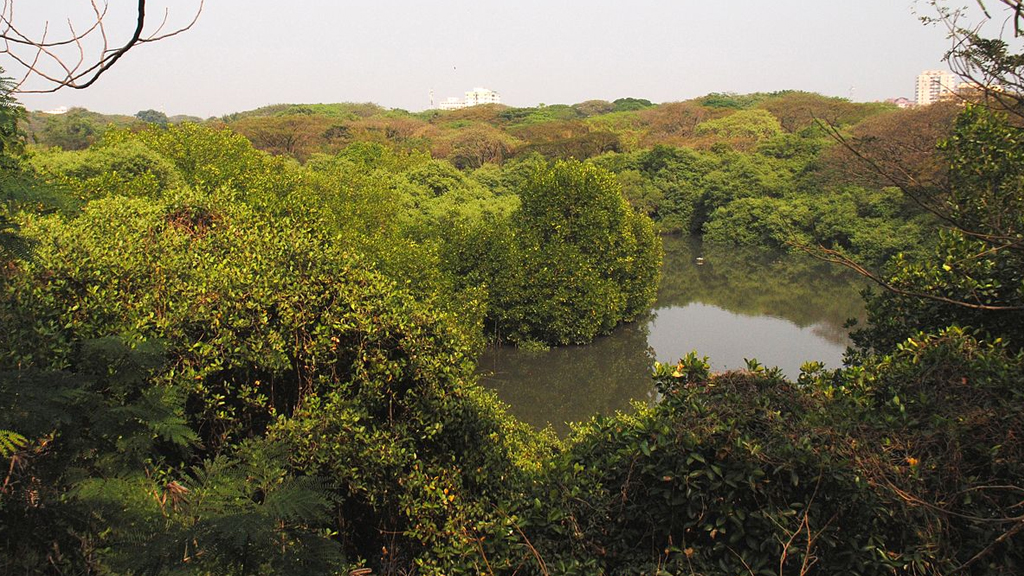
916 70 957 106
464 87 501 106
436 87 501 110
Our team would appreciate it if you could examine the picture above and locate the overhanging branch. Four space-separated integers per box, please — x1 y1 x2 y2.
0 0 203 93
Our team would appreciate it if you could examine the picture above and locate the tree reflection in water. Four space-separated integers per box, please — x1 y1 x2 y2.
477 236 867 435
476 318 657 436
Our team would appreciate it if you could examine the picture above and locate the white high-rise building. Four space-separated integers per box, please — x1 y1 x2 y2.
436 87 501 110
916 70 957 106
464 87 501 106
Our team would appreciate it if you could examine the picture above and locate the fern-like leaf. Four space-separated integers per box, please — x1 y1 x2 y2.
262 476 336 523
0 429 27 458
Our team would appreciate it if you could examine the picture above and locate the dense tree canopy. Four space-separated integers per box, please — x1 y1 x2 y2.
4 8 1024 568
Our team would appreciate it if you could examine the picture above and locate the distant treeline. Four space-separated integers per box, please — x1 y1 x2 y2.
22 92 964 266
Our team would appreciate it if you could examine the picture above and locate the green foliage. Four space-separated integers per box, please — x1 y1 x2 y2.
465 160 662 345
655 350 710 385
0 135 538 573
524 368 883 575
5 79 1019 575
101 445 346 576
821 328 1024 574
0 72 78 262
612 97 655 112
398 159 519 233
36 108 101 150
29 138 182 201
190 93 913 265
136 109 170 125
855 105 1024 353
222 102 386 122
703 196 807 247
0 429 27 458
695 108 784 146
509 328 1024 575
270 373 548 575
0 338 346 574
0 68 24 160
101 123 299 199
1 338 190 572
697 91 775 109
499 103 584 125
594 145 718 234
3 189 485 446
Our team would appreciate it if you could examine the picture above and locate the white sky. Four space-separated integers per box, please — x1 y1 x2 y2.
2 1 993 117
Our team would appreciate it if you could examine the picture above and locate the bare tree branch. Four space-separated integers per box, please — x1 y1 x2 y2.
814 113 1024 252
791 243 1024 311
946 518 1024 574
922 1 1024 123
0 0 203 93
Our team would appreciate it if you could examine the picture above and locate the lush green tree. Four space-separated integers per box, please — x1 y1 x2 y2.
135 109 170 125
614 168 664 217
694 108 784 149
1 337 344 574
703 196 808 248
28 138 182 202
497 104 582 125
637 145 717 233
514 327 1024 575
0 184 534 573
697 91 773 109
0 69 75 262
612 97 655 111
37 108 100 150
0 69 25 258
101 123 301 204
484 160 661 345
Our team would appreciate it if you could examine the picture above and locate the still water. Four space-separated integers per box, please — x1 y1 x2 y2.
476 236 867 435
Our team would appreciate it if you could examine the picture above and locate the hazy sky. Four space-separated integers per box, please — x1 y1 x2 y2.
4 1 980 117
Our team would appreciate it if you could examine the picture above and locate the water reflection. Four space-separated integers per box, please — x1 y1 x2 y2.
648 303 848 375
477 236 867 435
477 319 657 434
657 237 866 344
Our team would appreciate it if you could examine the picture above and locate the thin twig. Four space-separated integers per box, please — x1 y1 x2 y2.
2 0 204 93
791 242 1024 312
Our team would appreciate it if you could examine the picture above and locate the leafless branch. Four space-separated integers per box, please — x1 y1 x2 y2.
0 0 203 93
927 1 1024 122
815 114 1024 251
946 518 1024 574
979 0 1024 36
772 473 835 576
792 243 1024 311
